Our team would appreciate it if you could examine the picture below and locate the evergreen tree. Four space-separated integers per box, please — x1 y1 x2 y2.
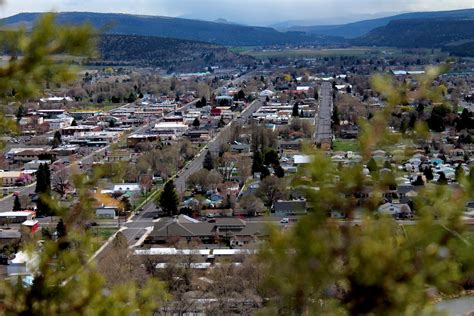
52 130 62 148
16 104 27 122
158 181 179 216
218 116 226 128
423 166 434 181
292 103 299 117
200 96 207 107
192 117 200 128
332 106 340 127
274 165 285 178
252 151 264 174
126 92 136 103
13 194 22 211
71 119 77 126
260 166 271 179
263 148 279 166
412 175 424 186
35 164 45 193
56 218 67 239
237 90 245 101
437 172 448 185
366 158 378 173
314 91 318 100
455 163 465 182
203 151 214 170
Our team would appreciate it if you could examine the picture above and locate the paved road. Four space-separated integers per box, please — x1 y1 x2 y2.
174 98 263 193
315 81 333 146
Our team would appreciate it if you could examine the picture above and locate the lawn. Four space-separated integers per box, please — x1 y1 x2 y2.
332 139 360 152
91 227 117 243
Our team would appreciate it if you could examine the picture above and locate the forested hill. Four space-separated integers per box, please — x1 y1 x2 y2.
286 8 474 38
352 18 474 56
94 34 255 71
1 12 342 46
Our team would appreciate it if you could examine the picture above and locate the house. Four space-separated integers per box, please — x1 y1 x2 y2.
0 211 36 225
106 150 132 162
148 217 267 245
0 228 21 249
12 149 48 163
0 171 28 187
273 200 307 216
23 160 51 170
95 206 118 219
231 143 250 154
153 122 188 137
113 183 141 193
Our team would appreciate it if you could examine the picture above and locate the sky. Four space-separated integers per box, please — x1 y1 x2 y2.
1 0 473 25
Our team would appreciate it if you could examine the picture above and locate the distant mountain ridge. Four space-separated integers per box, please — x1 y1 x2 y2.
0 12 342 46
287 8 474 38
352 18 474 56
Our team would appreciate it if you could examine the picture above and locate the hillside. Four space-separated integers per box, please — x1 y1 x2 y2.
352 18 474 56
287 8 474 38
94 34 255 71
0 12 342 46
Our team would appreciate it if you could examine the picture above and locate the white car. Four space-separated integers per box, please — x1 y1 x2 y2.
280 218 289 224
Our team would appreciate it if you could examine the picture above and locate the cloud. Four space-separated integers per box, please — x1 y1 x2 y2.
0 0 472 25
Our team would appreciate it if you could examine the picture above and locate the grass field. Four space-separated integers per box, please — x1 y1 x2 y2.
240 47 394 59
332 139 360 152
237 47 448 60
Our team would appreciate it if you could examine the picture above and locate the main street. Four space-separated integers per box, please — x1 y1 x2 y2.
314 81 333 147
120 97 264 245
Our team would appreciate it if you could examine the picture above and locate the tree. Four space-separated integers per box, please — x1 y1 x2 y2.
423 166 434 181
252 151 264 174
218 116 226 128
263 147 279 166
121 196 132 215
274 165 285 178
256 176 287 207
332 105 340 127
239 195 265 216
236 89 245 101
192 117 200 128
158 180 179 216
292 103 299 117
260 166 271 179
412 175 424 186
52 130 62 148
203 151 214 171
258 70 474 315
35 164 46 193
455 164 465 182
437 172 448 185
71 119 77 126
366 158 378 173
13 194 22 211
16 104 27 122
126 92 137 103
56 218 67 239
0 13 168 316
